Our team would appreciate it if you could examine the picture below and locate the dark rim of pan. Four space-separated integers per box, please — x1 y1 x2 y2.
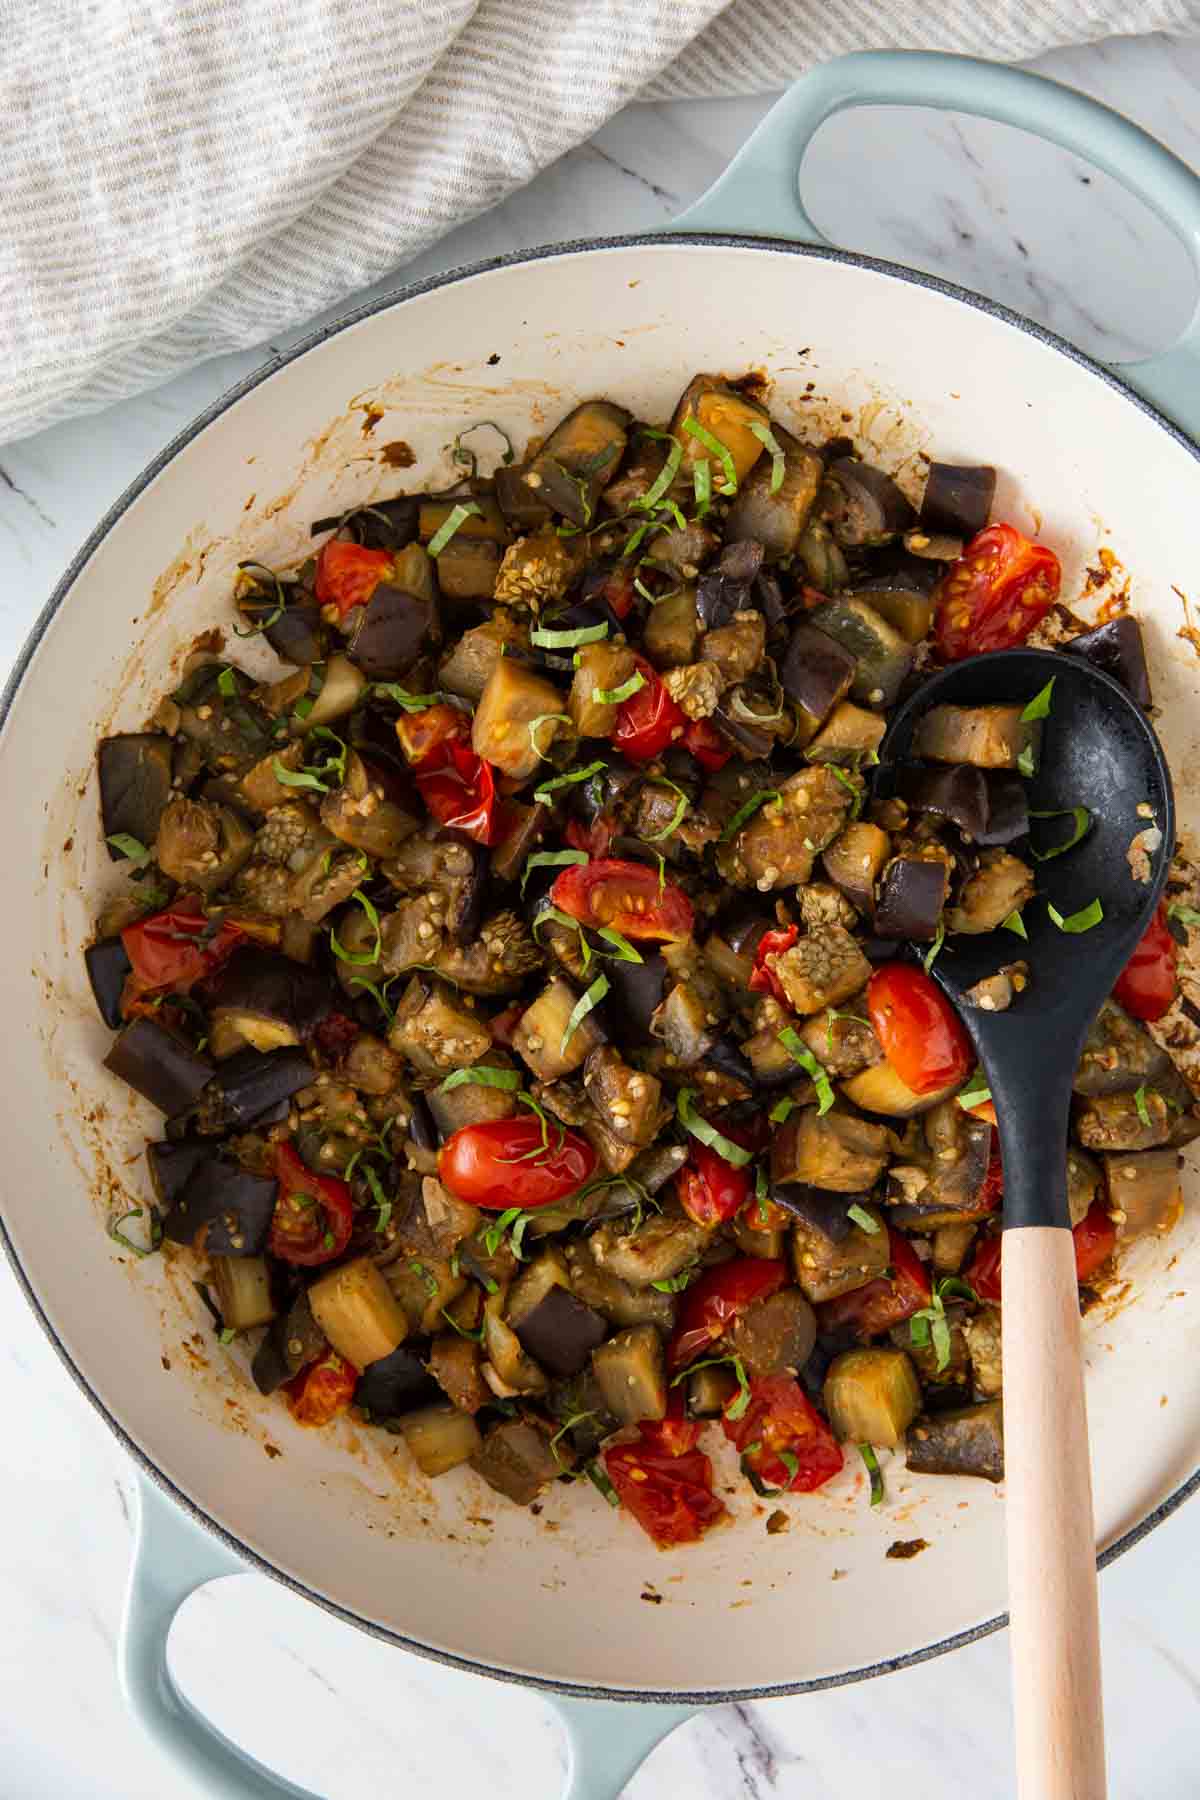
2 231 1198 1703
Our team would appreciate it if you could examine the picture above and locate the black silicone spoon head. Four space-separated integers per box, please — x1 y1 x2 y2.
879 647 1174 1230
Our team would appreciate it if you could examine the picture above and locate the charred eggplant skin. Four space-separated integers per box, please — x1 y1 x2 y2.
104 1018 215 1115
98 733 174 856
161 1152 278 1256
85 936 133 1029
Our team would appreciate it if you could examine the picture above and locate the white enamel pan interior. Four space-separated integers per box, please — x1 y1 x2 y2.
5 51 1200 1717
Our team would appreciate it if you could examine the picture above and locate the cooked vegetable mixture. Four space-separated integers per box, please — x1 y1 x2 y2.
87 375 1200 1546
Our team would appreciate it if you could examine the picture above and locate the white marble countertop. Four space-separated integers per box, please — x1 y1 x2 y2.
6 31 1200 1799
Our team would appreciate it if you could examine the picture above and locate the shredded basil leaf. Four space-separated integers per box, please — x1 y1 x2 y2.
450 421 514 477
634 436 684 514
217 666 238 698
1134 1083 1152 1128
720 788 780 842
1169 901 1200 928
360 1160 392 1234
592 671 645 706
693 457 713 518
106 833 153 867
747 420 786 494
676 1087 753 1167
534 759 607 804
1017 742 1037 778
1020 677 1056 722
643 778 690 844
350 975 396 1024
330 889 382 966
847 1203 881 1235
1029 805 1092 863
1001 909 1028 939
440 1308 484 1343
825 1006 868 1053
956 1069 992 1110
827 763 864 819
671 1352 752 1420
923 922 946 973
562 973 610 1053
427 500 483 557
530 621 609 649
859 1443 885 1507
439 1065 521 1094
680 416 738 495
521 848 587 897
650 1265 701 1294
586 1460 620 1506
527 711 570 760
272 758 329 793
371 683 448 712
777 1027 835 1115
595 925 643 964
768 1096 797 1124
1048 897 1104 933
107 1208 163 1259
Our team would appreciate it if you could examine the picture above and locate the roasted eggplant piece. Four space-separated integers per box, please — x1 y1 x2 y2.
820 458 914 547
210 1255 276 1331
767 924 873 1015
104 1018 214 1115
914 703 1039 771
669 374 769 493
822 820 891 915
155 798 254 895
772 1109 889 1193
265 600 327 667
161 1152 277 1255
389 975 492 1077
906 1400 1004 1482
514 1286 608 1379
726 1288 817 1379
309 1255 409 1368
146 1138 207 1211
251 1292 326 1395
808 597 913 708
85 935 133 1029
98 733 174 855
947 850 1035 936
526 400 631 525
434 537 502 602
470 1417 560 1502
841 1059 958 1118
191 1046 314 1135
790 1202 888 1302
874 856 948 942
320 750 418 860
592 1324 667 1425
1103 1149 1183 1241
347 585 437 679
203 948 333 1053
918 463 996 539
1063 614 1152 709
513 975 601 1082
805 702 887 765
494 463 553 533
1075 1001 1172 1097
896 764 1029 848
824 1347 922 1446
725 426 823 560
779 621 857 731
472 656 566 781
402 1405 484 1477
355 1344 441 1417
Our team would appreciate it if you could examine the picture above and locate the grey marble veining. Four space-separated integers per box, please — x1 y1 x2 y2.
5 30 1200 1798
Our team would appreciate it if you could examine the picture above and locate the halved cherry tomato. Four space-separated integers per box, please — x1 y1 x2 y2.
604 1439 726 1547
613 656 686 762
669 1258 788 1369
676 1142 751 1228
867 964 972 1096
966 1200 1119 1305
564 816 615 858
978 1137 1004 1213
682 717 732 772
723 1374 844 1494
396 702 469 767
933 524 1062 660
549 857 693 942
314 540 394 620
285 1347 358 1427
967 1233 1003 1304
121 899 245 1007
636 1390 702 1457
268 1142 355 1267
748 925 799 1005
415 739 499 844
437 1117 597 1212
1113 900 1177 1022
817 1227 931 1339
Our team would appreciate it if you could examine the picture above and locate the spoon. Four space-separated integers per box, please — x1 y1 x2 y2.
880 646 1174 1800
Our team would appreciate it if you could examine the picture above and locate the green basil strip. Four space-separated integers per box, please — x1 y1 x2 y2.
272 758 329 793
777 1027 835 1115
592 672 645 705
1169 901 1200 928
670 1352 752 1420
1020 676 1056 722
521 849 588 897
846 1203 881 1235
106 833 153 867
527 712 570 760
1017 742 1037 778
768 1096 797 1124
108 1208 163 1259
748 420 786 494
427 500 483 557
719 788 780 842
1029 805 1092 862
439 1065 521 1093
530 621 609 649
922 922 946 972
371 683 449 712
586 1461 621 1506
635 436 684 513
217 667 238 698
350 976 396 1024
859 1442 885 1507
561 973 610 1054
361 1161 392 1233
956 1070 992 1110
330 889 382 966
1134 1083 1152 1128
1048 896 1104 933
643 778 690 844
1001 909 1028 938
680 416 738 494
676 1087 753 1167
534 759 607 803
595 926 643 964
451 421 514 476
693 458 713 517
828 763 864 819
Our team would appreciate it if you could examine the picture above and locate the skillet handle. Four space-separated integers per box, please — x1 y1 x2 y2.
548 1694 696 1798
669 50 1200 439
120 1475 320 1800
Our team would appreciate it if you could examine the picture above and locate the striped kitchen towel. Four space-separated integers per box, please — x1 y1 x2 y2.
1 0 1196 445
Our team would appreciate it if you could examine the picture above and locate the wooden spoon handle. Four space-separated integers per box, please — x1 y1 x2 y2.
1003 1226 1107 1800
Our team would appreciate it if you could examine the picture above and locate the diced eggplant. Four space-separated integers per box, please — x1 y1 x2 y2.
494 529 588 607
962 1308 1003 1398
210 1255 276 1331
192 1047 313 1134
428 1332 489 1415
98 733 175 855
320 750 418 860
1066 1149 1101 1227
914 703 1038 771
852 586 932 645
701 611 767 685
726 1288 817 1379
896 763 1029 848
769 925 873 1015
527 400 631 524
717 765 850 891
1076 1090 1172 1152
840 1060 958 1117
146 1139 207 1211
470 1417 560 1503
725 426 824 560
388 827 487 945
772 1109 889 1193
401 1404 483 1478
515 1286 608 1379
582 1046 663 1147
482 1287 547 1394
438 612 527 702
388 976 492 1077
504 1251 571 1330
1062 614 1152 709
805 702 887 765
650 982 716 1066
155 797 254 895
669 374 769 493
687 1363 739 1416
795 518 849 590
919 463 996 538
568 640 638 740
906 1401 1004 1482
104 1018 214 1116
434 537 502 602
174 672 272 773
347 585 437 680
85 935 133 1030
592 1323 667 1425
1103 1149 1183 1242
780 621 857 730
820 458 914 546
513 976 600 1082
563 1239 677 1330
354 1344 440 1417
642 588 700 669
791 1202 889 1302
808 597 913 708
963 963 1027 1013
874 856 948 942
251 1292 325 1396
797 1008 879 1081
390 1176 480 1265
822 820 890 915
588 1215 710 1288
472 656 566 782
693 538 763 632
899 1311 971 1391
1074 1001 1171 1097
932 1220 977 1275
204 948 333 1051
426 1060 518 1138
824 1347 922 1447
418 495 508 546
161 1153 277 1255
309 1255 409 1368
266 601 327 668
494 463 553 533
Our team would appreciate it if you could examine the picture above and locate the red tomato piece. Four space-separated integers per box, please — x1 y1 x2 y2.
867 964 972 1096
549 857 693 942
933 524 1062 660
121 900 245 1007
1113 901 1178 1023
636 1390 703 1458
748 925 799 1005
268 1143 355 1268
967 1232 1003 1304
669 1258 788 1370
1074 1201 1118 1284
314 540 394 620
285 1347 358 1428
396 702 469 767
676 1142 752 1228
613 656 686 762
817 1227 932 1340
723 1374 844 1494
681 717 732 772
564 816 615 858
600 562 637 620
415 738 499 844
437 1117 597 1212
604 1440 726 1547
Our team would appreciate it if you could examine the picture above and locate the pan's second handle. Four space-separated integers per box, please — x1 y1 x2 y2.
1003 1229 1107 1800
120 1476 320 1799
669 50 1200 442
549 1693 696 1799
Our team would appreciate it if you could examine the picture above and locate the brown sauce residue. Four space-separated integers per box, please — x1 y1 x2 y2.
886 1537 930 1560
380 440 416 468
1174 587 1200 661
360 405 385 437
